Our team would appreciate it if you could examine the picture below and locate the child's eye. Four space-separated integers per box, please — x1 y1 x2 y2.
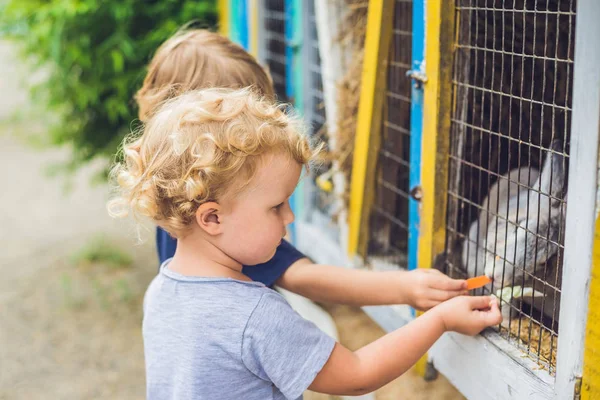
273 202 284 210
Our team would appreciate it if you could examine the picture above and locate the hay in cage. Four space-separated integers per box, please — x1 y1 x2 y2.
305 0 335 218
333 0 368 209
502 318 557 375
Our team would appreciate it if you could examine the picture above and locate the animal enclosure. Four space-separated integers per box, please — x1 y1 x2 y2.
367 0 413 267
263 0 287 101
444 0 575 375
302 0 333 221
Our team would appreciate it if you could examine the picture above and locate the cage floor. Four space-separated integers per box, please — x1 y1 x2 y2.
502 318 557 375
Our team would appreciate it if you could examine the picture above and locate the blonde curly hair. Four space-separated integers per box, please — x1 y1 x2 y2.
109 88 318 238
135 29 274 122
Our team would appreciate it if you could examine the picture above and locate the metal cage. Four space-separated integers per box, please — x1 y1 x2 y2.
444 0 576 375
263 0 287 101
303 0 326 136
366 0 413 266
303 0 332 219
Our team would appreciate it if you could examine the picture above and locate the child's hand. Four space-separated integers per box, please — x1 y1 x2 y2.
434 296 503 336
403 269 467 311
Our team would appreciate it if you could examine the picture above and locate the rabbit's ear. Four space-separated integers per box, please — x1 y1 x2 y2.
537 140 567 200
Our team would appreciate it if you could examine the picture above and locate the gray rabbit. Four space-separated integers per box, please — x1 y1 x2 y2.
462 140 567 292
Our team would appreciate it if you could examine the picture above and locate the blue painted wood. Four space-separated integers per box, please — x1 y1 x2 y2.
239 0 249 49
284 0 299 244
408 0 424 273
408 0 425 317
229 0 249 49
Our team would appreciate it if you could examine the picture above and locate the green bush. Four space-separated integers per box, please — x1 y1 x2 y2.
1 0 217 175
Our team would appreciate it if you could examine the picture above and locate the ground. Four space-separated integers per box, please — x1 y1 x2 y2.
0 41 465 400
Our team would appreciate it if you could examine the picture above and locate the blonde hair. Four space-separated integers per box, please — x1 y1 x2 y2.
135 29 274 122
109 88 318 238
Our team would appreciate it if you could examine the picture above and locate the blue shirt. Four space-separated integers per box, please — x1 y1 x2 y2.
143 262 336 400
156 227 306 287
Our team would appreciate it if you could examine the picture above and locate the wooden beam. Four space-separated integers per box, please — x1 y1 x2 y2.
558 1 600 398
348 0 394 258
413 0 456 378
218 0 230 37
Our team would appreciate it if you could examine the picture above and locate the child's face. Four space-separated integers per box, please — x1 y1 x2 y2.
219 152 301 266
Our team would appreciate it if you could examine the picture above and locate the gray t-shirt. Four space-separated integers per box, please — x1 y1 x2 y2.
142 262 336 400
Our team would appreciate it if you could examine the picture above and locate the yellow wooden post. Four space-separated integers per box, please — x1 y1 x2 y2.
414 0 456 378
248 0 259 58
418 0 455 271
347 0 394 259
581 214 600 399
218 0 230 37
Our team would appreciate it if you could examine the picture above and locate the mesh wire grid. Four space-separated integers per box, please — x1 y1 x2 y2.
306 3 327 134
366 0 413 266
264 0 287 101
445 0 576 375
305 0 332 216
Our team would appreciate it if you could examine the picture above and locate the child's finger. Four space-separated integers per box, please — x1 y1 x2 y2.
468 295 494 310
489 297 500 308
431 275 467 291
429 288 465 302
484 300 503 325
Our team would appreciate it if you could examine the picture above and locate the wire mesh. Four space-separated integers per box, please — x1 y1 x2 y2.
264 0 287 101
366 0 413 266
306 6 326 135
304 0 332 216
445 0 576 375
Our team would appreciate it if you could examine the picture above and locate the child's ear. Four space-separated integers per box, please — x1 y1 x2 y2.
195 202 223 235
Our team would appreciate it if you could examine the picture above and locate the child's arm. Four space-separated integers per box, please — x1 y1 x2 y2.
276 258 467 310
308 296 502 396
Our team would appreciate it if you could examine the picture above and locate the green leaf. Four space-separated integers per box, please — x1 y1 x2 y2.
111 49 124 72
2 0 217 178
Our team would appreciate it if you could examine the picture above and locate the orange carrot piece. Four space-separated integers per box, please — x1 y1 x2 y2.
466 275 492 290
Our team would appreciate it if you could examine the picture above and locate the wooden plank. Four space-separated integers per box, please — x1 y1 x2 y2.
557 1 600 399
218 0 230 36
413 0 456 378
418 0 455 272
430 332 554 399
348 0 394 258
582 216 600 399
408 0 424 272
228 0 242 46
248 0 259 57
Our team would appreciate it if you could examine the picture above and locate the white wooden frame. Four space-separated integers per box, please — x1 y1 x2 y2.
555 0 600 398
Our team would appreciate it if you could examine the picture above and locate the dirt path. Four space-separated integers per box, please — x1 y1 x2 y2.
0 41 465 400
0 41 156 399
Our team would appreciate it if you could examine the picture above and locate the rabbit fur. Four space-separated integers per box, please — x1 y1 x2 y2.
461 140 567 323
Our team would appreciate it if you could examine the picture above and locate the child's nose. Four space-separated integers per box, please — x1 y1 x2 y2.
283 201 295 225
